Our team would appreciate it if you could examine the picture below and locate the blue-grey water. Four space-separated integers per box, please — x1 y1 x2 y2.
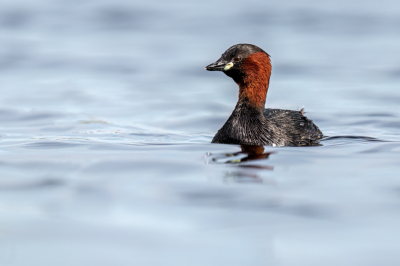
1 0 400 265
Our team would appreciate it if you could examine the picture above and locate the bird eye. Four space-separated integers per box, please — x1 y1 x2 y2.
233 56 241 62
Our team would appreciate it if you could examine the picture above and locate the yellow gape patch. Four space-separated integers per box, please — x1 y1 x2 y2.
224 62 234 71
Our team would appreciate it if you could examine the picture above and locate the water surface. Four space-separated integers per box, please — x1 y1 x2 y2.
1 0 400 265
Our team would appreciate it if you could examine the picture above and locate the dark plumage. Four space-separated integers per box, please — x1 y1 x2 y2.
205 44 323 146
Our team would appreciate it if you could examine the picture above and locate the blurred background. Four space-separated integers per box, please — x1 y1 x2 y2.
1 0 400 265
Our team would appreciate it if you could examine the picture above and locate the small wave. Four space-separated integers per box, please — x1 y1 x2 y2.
321 135 389 146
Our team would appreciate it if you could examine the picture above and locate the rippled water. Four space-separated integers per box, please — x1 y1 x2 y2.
1 0 400 265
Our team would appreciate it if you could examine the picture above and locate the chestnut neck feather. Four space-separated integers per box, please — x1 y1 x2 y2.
236 52 271 111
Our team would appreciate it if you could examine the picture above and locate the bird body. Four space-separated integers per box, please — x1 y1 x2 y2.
205 44 322 146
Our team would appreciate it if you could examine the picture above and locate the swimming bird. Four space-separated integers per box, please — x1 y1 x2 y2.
205 43 322 146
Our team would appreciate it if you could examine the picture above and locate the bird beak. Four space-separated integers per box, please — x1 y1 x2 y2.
205 58 229 71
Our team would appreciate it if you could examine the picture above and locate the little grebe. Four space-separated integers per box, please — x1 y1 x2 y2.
205 43 322 146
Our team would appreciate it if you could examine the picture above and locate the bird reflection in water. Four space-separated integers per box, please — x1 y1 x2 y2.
205 145 274 183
